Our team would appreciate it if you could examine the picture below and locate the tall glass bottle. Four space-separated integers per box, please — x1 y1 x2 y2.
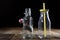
22 8 33 39
38 3 51 38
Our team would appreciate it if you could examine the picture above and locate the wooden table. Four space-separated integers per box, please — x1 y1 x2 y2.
0 27 60 40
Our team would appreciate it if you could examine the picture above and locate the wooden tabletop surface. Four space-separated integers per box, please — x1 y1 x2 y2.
0 27 60 40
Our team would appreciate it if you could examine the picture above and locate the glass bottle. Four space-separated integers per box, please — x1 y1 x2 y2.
38 9 51 38
22 8 33 39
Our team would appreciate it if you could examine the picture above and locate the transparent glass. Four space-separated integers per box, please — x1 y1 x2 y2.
38 9 51 38
22 8 33 39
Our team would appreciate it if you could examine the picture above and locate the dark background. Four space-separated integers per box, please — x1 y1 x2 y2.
0 0 60 29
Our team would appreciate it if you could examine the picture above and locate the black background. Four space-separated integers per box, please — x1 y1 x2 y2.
0 0 60 29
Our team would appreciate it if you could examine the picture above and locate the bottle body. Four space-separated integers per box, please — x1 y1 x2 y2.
23 8 33 39
38 10 51 38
